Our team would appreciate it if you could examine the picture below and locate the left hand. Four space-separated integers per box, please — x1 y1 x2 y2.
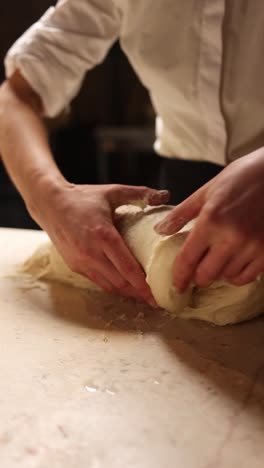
155 148 264 291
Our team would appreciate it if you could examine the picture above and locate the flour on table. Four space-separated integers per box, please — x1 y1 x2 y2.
21 205 264 326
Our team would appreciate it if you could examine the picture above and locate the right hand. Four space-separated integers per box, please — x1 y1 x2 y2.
29 182 169 305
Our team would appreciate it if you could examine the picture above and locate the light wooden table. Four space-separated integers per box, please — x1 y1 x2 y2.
1 228 264 468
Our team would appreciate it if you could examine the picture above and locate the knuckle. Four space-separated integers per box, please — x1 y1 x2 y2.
73 242 96 265
87 271 99 283
75 232 94 252
203 203 231 226
202 204 219 223
218 239 235 254
108 183 121 195
175 215 188 227
76 244 92 258
123 263 145 286
136 185 148 193
121 258 135 273
114 278 127 289
177 251 196 271
86 271 107 289
232 276 249 286
120 264 137 282
100 230 111 242
131 262 145 279
123 185 148 201
93 224 110 241
104 229 119 245
216 230 242 251
68 250 93 273
229 227 248 244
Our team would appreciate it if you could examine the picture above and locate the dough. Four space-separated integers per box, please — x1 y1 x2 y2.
21 205 264 326
21 242 100 291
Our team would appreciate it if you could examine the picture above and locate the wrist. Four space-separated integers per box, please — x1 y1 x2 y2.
25 172 72 221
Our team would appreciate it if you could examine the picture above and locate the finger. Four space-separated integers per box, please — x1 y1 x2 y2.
97 255 157 307
83 268 147 301
103 227 154 302
83 269 116 293
91 253 130 290
93 254 157 304
155 184 208 235
120 283 158 307
172 223 209 292
144 189 170 206
230 258 264 286
109 185 170 208
223 244 258 280
194 242 235 288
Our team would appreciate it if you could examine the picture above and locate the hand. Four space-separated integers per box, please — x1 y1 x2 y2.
155 149 264 291
0 71 169 304
31 182 169 304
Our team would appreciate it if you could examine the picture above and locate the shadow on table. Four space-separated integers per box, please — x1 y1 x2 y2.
21 278 264 428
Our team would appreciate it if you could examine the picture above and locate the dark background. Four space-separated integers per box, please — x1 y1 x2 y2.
0 1 160 229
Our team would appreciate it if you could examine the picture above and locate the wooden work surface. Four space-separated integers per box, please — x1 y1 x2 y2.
1 227 264 468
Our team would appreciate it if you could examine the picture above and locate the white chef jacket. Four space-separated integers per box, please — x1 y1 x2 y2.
4 1 264 165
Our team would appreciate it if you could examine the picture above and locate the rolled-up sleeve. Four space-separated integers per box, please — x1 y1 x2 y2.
5 0 121 117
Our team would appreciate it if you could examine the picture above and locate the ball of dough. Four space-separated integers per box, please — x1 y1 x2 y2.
117 205 264 326
117 205 192 313
21 205 264 326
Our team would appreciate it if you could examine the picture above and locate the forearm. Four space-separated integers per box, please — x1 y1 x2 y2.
0 76 68 219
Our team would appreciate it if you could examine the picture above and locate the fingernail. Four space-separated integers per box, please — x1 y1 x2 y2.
144 291 157 307
148 297 158 308
174 282 186 294
150 190 169 203
159 190 170 201
155 222 168 234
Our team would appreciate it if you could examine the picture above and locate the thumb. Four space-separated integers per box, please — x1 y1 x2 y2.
155 185 206 235
109 185 170 208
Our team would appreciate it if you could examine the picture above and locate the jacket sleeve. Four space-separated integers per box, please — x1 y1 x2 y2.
5 0 121 117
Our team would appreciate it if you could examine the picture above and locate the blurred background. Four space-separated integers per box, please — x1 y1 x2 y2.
0 0 161 229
